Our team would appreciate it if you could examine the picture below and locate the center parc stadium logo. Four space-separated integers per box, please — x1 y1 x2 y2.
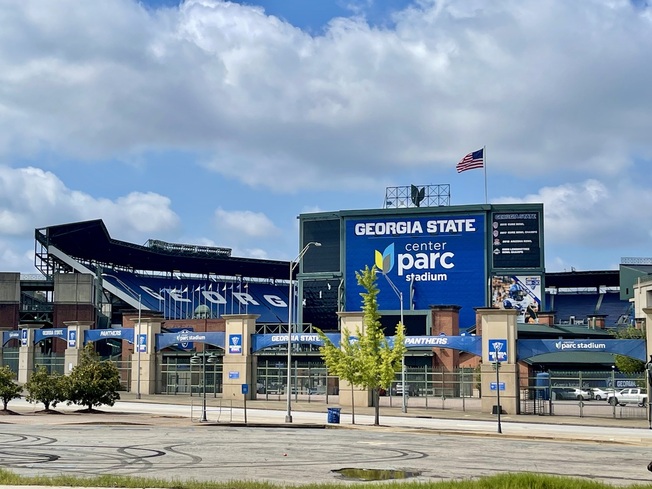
373 242 451 282
375 243 395 274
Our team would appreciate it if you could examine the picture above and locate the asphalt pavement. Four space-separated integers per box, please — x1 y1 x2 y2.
1 394 652 486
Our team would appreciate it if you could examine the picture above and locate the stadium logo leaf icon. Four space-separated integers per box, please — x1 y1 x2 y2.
374 243 395 274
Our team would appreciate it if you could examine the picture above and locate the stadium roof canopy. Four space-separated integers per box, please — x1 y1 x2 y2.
36 219 290 280
545 270 620 289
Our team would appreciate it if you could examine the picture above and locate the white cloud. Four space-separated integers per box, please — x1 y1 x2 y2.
1 0 652 272
214 207 280 238
0 166 179 241
496 177 652 269
0 239 33 272
1 0 651 189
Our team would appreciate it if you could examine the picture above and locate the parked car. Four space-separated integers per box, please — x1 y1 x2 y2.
607 388 647 406
551 387 592 401
392 383 419 397
591 387 616 401
571 388 593 400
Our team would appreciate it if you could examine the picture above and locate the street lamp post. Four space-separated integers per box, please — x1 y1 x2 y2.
285 241 321 423
102 273 142 399
381 274 407 413
191 352 216 422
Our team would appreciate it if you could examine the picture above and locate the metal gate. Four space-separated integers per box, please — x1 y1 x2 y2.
159 353 223 395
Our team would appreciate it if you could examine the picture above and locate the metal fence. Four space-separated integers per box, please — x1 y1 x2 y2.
520 370 648 419
255 360 338 403
382 367 479 411
33 353 65 375
255 362 480 410
3 348 18 379
159 357 223 396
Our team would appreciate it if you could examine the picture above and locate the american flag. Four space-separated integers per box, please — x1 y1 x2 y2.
456 148 484 173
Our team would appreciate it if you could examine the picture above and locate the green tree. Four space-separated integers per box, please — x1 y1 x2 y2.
25 366 67 411
318 265 406 426
610 326 645 373
0 365 22 411
66 343 121 411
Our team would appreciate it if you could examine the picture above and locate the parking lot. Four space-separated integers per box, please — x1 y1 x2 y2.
0 398 651 486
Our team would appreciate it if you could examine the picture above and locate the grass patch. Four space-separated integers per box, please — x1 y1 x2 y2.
0 470 649 489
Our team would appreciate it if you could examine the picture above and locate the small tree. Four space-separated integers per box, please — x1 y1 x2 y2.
66 343 121 411
0 365 22 411
319 265 406 425
25 366 67 411
611 326 646 373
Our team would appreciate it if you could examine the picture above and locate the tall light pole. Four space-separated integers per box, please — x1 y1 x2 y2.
381 273 407 413
191 351 216 422
101 273 142 399
285 241 321 423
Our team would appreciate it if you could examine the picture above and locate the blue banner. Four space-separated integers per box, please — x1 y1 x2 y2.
34 328 67 344
345 214 486 331
251 333 341 353
2 330 21 346
85 328 134 344
156 331 225 350
517 339 646 361
401 335 482 356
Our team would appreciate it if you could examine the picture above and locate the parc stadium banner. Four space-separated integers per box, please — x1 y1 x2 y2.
517 339 646 361
345 214 486 330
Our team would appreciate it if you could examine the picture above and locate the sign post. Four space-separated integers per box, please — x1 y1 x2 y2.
491 339 507 434
242 383 249 424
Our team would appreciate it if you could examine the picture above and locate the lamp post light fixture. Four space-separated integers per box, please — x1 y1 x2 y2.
191 351 217 422
381 273 407 414
285 241 321 423
102 273 142 399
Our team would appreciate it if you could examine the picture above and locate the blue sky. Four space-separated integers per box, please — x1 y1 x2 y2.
1 0 651 274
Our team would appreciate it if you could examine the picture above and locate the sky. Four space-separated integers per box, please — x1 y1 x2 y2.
1 0 651 275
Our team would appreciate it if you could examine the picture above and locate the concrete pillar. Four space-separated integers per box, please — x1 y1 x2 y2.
132 317 161 396
222 314 259 400
63 321 94 374
17 326 35 384
477 308 519 415
337 311 373 407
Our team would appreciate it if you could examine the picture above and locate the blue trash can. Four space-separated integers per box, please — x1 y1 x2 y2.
327 407 341 424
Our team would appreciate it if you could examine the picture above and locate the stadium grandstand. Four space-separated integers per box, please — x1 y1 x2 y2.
30 219 294 325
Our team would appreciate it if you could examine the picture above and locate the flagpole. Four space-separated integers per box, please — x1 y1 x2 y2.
483 145 488 204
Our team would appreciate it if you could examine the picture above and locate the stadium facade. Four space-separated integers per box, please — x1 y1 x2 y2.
0 191 644 399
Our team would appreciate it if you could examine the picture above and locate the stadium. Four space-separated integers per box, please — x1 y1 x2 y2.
0 183 647 415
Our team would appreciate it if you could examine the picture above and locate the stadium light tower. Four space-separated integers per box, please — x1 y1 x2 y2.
285 241 321 423
102 273 142 399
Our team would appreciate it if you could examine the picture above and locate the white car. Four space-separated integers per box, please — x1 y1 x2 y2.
570 388 593 400
551 387 592 401
591 387 616 401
